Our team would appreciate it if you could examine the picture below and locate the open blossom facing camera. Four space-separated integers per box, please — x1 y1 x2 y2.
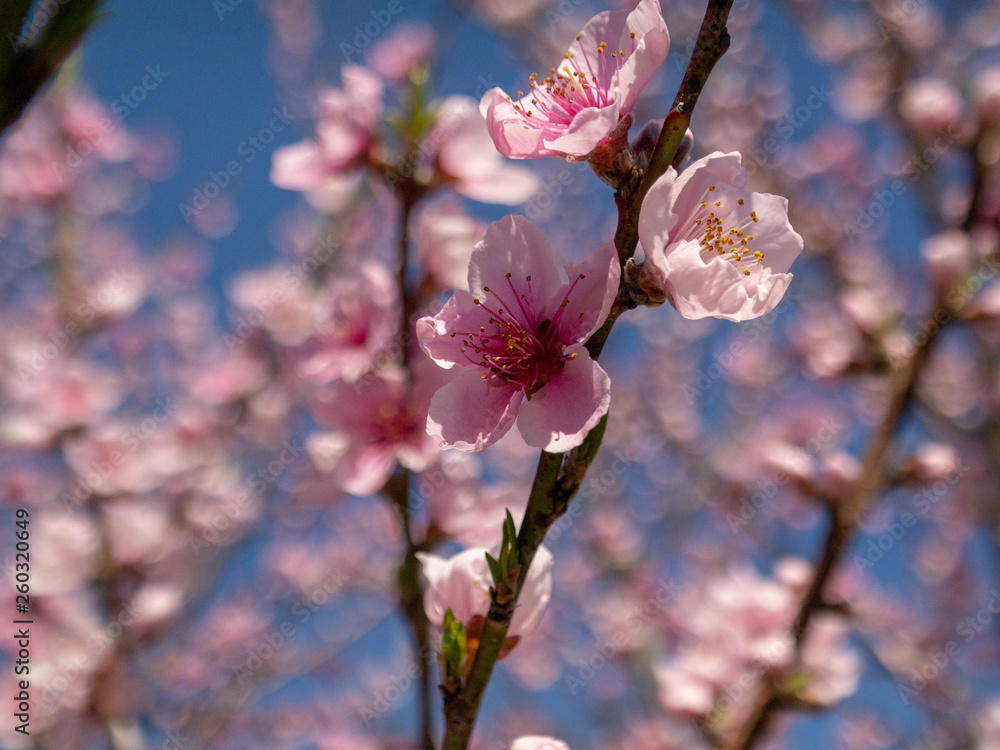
416 545 554 638
479 0 669 160
637 151 804 322
417 215 619 452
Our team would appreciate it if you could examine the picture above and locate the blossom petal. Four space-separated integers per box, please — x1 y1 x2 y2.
662 239 793 322
549 240 620 344
427 369 522 451
516 355 611 451
543 103 622 159
271 140 329 191
468 216 563 313
417 290 497 370
510 545 554 634
416 547 492 626
336 443 398 496
743 192 803 274
511 737 571 750
613 0 670 113
454 164 540 205
480 88 560 159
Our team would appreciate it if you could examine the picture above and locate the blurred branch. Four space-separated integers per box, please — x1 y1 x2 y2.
727 242 999 749
388 149 435 748
440 3 736 748
0 0 103 136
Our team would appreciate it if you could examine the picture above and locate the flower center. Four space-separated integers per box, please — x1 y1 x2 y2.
452 273 586 394
683 186 763 277
508 32 638 124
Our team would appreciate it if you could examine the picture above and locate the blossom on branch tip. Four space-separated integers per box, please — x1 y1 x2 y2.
478 0 669 160
637 151 804 322
416 215 619 452
415 544 554 639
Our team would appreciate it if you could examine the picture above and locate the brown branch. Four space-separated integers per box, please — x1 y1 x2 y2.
614 0 734 263
724 250 996 748
388 167 434 750
440 3 737 748
0 0 103 136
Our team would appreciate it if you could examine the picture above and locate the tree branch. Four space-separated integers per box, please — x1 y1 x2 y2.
440 3 736 747
725 252 994 748
0 0 103 136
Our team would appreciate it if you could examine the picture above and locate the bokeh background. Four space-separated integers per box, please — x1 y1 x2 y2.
2 0 1000 748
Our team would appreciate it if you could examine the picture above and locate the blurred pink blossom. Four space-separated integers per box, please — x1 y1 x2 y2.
271 64 383 196
414 199 487 291
510 738 570 750
307 361 444 496
366 22 436 82
297 261 399 384
430 96 540 204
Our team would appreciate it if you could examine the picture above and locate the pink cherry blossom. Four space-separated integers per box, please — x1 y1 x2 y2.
415 544 554 638
296 261 399 384
365 22 435 82
307 361 444 496
429 96 540 204
637 151 804 321
270 64 383 195
898 76 966 140
413 198 487 291
479 0 669 160
417 215 619 452
510 738 571 750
